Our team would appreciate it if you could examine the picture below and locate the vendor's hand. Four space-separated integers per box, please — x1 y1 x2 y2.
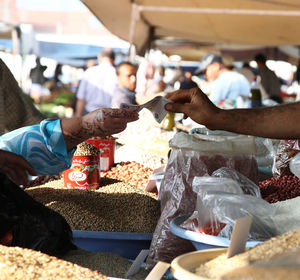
82 108 139 137
0 150 37 186
165 88 220 128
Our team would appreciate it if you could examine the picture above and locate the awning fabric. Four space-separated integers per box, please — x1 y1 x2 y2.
81 0 300 60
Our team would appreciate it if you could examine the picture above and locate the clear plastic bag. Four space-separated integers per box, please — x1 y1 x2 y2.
255 137 279 170
211 167 261 197
289 152 300 179
182 168 275 240
145 132 259 269
181 176 243 235
203 191 277 241
273 140 300 177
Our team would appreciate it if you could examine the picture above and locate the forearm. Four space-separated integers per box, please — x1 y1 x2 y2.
61 117 94 150
210 103 300 139
75 99 85 117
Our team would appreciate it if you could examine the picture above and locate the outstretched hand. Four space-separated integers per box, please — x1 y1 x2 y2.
165 88 219 128
0 150 37 186
82 108 139 137
62 108 139 150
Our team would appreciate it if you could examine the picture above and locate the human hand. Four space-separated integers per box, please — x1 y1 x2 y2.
0 150 37 186
165 88 219 127
82 108 139 137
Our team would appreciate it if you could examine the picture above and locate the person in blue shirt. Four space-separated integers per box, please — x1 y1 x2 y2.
0 107 139 186
111 62 137 108
195 53 250 107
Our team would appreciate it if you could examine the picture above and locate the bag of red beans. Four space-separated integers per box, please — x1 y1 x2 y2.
146 131 259 268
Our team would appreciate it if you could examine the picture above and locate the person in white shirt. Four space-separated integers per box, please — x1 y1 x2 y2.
75 48 117 116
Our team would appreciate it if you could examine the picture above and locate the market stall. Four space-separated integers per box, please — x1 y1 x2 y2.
81 0 300 62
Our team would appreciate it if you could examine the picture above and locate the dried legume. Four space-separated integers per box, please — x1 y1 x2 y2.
259 175 300 203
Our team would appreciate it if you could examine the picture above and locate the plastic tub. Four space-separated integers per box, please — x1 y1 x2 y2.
171 248 227 280
72 230 153 260
170 215 261 250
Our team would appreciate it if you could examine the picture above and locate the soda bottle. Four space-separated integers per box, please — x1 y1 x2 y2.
250 77 262 108
162 112 175 131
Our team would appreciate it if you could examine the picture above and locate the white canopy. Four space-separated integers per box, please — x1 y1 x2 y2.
81 0 300 60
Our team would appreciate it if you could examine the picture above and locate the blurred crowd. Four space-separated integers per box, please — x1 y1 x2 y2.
5 47 300 126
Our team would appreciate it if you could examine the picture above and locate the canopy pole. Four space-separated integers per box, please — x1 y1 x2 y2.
139 6 300 17
128 3 140 62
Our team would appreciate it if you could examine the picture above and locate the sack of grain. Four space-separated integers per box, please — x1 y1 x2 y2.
196 229 300 279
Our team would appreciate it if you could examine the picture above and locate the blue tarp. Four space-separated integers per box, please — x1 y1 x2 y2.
38 41 128 67
0 39 128 67
0 39 12 51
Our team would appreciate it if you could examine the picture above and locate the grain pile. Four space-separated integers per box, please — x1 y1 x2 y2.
115 144 168 169
196 229 300 279
25 178 160 233
74 142 100 156
0 244 106 280
63 248 151 280
101 161 153 191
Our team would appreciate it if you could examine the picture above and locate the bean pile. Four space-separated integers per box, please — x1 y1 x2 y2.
25 178 160 233
259 175 300 203
0 245 106 280
101 161 153 191
63 249 152 280
74 142 100 156
115 145 167 170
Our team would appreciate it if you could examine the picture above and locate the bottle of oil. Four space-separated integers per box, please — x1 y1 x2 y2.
162 112 175 131
250 77 262 108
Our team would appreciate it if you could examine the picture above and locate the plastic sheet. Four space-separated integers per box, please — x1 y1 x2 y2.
145 132 259 269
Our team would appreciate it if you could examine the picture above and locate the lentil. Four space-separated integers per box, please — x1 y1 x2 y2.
74 142 100 156
0 244 106 280
63 248 151 280
25 178 160 233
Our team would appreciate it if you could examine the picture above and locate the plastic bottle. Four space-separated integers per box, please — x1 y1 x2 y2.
162 112 175 131
250 77 262 108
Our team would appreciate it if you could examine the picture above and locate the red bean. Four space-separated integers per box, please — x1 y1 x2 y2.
259 175 300 203
101 161 153 191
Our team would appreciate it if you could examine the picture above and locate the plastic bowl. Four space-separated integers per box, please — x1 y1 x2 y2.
72 230 153 260
171 248 227 280
170 215 260 250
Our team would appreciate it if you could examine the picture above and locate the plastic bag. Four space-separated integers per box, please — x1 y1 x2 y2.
0 172 76 257
289 152 300 179
203 191 277 241
181 176 243 235
182 168 272 239
210 167 261 197
273 139 300 177
255 137 279 170
145 132 259 269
